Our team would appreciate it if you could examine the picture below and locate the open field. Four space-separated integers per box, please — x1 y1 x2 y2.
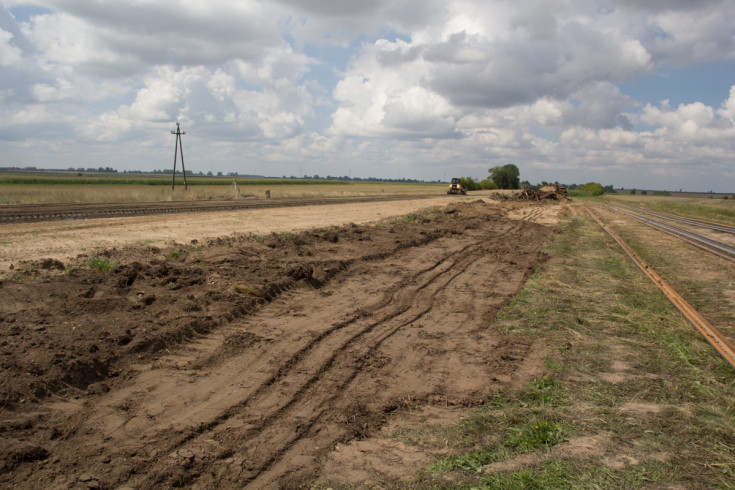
1 193 734 488
0 172 444 204
605 193 735 226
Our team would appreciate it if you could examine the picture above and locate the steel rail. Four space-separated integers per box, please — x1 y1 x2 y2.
0 194 442 225
586 207 735 369
608 205 735 261
613 203 735 234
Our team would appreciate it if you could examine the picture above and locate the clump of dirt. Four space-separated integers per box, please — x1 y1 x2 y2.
0 202 488 407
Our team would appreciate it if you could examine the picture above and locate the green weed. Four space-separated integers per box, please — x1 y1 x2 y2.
88 256 117 271
390 211 431 225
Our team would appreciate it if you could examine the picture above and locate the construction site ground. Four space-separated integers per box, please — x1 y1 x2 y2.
0 197 563 488
2 195 734 489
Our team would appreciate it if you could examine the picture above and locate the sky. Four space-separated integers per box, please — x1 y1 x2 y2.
1 1 735 191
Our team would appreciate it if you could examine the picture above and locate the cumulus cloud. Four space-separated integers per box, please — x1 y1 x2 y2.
80 63 310 144
328 1 648 141
1 0 735 190
331 38 460 139
19 1 282 77
418 14 650 109
0 28 22 65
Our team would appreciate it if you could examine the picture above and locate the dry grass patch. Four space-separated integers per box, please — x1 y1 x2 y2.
410 209 735 489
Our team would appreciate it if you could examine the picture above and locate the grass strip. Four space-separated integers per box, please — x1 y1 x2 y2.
605 196 735 226
409 210 735 489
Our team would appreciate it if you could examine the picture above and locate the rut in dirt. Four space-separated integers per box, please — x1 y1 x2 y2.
0 201 553 489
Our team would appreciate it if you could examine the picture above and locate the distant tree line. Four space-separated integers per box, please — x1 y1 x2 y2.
3 165 616 193
1 166 119 173
454 163 620 196
455 164 522 191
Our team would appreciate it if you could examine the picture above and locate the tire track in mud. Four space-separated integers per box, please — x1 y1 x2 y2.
131 220 536 487
224 242 489 486
6 209 551 489
129 238 491 487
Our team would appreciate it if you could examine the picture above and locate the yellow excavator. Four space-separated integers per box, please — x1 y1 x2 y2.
447 177 467 195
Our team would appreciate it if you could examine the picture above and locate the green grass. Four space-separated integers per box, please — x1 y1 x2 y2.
471 459 681 489
0 171 348 186
87 256 117 271
0 174 445 204
167 248 184 259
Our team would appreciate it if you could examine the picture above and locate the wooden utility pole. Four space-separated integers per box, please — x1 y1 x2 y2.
171 122 188 190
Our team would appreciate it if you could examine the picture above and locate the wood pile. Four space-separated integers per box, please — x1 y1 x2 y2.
513 185 570 202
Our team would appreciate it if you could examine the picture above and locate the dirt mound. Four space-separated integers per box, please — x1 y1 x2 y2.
0 200 554 488
489 185 570 202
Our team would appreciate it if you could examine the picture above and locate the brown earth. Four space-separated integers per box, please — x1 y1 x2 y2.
0 199 562 488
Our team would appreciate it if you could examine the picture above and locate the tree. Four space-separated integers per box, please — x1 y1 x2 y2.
580 182 604 196
488 164 520 189
479 179 497 190
459 177 478 191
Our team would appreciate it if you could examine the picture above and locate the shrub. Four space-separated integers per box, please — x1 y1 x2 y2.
580 182 604 196
459 177 478 191
479 179 498 190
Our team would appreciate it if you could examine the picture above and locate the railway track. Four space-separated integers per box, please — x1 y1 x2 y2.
608 204 735 261
0 194 441 224
612 203 735 234
587 207 735 369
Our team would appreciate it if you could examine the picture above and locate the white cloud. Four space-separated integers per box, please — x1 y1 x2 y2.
1 0 735 191
80 64 309 143
641 99 722 136
21 0 282 76
331 38 459 139
0 28 22 65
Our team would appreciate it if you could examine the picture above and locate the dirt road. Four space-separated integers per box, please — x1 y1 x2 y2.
0 199 561 488
0 197 458 275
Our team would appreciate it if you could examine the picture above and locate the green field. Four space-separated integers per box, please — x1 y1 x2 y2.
0 171 444 204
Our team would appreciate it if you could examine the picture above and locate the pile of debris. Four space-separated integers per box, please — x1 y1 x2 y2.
513 184 570 202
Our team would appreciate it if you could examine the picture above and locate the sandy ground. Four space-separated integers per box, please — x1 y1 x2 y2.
0 197 466 275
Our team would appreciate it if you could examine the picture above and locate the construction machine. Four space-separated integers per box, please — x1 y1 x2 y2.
447 177 467 195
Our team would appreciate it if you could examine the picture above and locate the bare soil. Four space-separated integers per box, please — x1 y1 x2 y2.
0 197 460 275
0 199 562 488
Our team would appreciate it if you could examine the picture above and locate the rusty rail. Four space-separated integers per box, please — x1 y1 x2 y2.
586 207 735 369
